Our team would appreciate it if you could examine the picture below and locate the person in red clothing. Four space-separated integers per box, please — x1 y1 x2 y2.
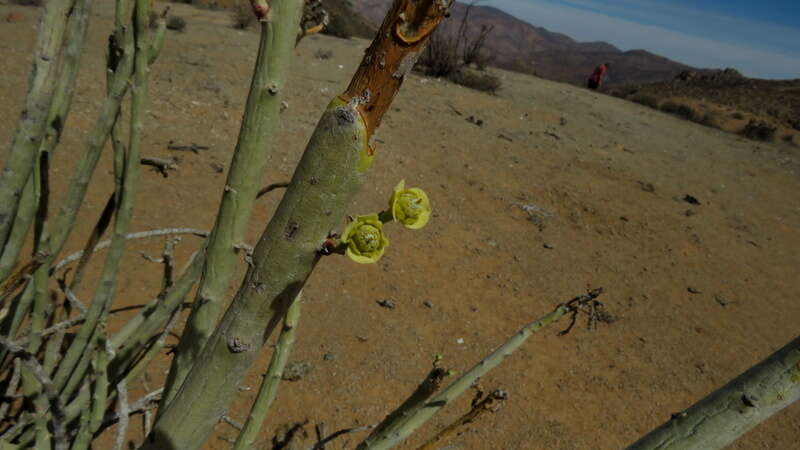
587 62 610 89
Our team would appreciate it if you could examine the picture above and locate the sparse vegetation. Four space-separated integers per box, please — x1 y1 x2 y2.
660 101 696 121
167 15 187 32
319 0 376 40
416 1 501 93
631 95 659 109
449 68 501 94
696 112 721 129
230 0 255 29
742 119 777 141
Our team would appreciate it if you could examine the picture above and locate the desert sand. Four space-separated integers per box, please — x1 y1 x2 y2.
1 2 799 449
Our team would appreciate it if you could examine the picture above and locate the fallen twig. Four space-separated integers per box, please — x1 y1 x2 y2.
141 156 178 178
166 141 209 154
221 415 243 431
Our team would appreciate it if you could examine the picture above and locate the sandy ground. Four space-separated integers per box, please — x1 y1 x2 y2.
2 2 800 449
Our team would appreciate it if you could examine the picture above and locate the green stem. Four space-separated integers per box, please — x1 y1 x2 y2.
160 0 305 410
110 250 204 381
145 1 451 447
43 0 135 266
356 304 573 450
0 179 35 282
232 291 302 450
626 335 800 450
0 0 76 252
0 284 34 368
51 0 150 395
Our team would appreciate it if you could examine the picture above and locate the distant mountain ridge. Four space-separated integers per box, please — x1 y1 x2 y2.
352 0 695 86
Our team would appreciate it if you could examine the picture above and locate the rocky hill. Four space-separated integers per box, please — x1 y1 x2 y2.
353 0 695 86
608 68 800 144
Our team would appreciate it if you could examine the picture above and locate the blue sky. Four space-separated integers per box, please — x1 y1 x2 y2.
485 0 800 79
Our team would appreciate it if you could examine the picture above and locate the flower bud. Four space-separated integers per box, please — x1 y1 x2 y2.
389 180 431 229
342 213 389 264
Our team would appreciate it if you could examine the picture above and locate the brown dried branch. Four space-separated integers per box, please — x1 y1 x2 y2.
256 181 290 198
416 388 508 450
0 253 47 304
344 0 454 135
308 423 375 450
0 336 67 449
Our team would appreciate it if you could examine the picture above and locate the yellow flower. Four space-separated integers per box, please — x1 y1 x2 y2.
389 180 431 229
342 214 389 264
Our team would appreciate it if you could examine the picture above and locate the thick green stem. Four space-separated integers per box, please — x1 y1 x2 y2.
626 335 800 450
232 292 302 450
51 0 150 395
145 97 369 450
0 0 76 251
144 2 450 448
161 0 305 410
357 304 573 450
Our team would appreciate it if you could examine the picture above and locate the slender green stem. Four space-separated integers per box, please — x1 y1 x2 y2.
0 0 77 251
51 0 150 395
147 10 168 65
43 0 134 265
70 403 92 450
91 342 110 436
0 284 34 368
161 0 305 410
356 303 574 450
233 292 302 450
356 367 448 450
110 250 204 381
0 179 34 282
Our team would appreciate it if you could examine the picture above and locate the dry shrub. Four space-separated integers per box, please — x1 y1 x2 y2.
322 13 354 39
415 1 499 93
230 0 255 29
416 31 460 77
167 15 187 32
314 49 333 60
695 112 721 129
660 101 696 121
449 69 501 94
742 119 776 141
731 111 745 120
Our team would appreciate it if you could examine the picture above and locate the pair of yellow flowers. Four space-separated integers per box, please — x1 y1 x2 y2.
342 180 431 264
